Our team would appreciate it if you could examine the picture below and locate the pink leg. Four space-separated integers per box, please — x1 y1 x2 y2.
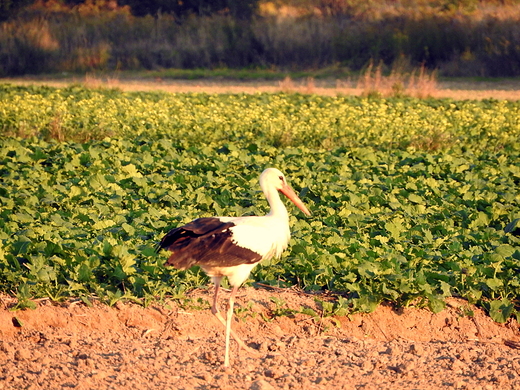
211 277 223 316
223 285 239 367
210 279 259 366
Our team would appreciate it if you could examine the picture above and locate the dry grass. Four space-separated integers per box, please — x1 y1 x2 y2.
3 74 520 100
83 73 121 89
278 76 317 94
409 130 453 151
356 62 438 98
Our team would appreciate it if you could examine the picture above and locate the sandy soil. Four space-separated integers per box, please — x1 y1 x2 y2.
2 77 520 100
1 287 520 390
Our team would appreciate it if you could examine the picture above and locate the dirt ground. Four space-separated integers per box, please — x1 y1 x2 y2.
1 287 520 390
3 76 520 101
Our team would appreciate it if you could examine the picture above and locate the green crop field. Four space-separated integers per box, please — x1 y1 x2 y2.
0 84 519 322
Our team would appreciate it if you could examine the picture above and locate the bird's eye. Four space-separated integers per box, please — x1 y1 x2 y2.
278 175 284 181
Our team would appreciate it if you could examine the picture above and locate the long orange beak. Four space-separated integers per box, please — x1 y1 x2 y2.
280 183 311 216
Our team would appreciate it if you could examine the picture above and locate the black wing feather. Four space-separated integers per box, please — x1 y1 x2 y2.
156 217 262 269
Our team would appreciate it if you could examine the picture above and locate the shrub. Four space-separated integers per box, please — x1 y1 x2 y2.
1 1 520 76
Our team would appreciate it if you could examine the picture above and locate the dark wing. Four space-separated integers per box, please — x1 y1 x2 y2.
156 217 262 270
155 217 224 253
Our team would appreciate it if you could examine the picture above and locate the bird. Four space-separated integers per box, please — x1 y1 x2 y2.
156 168 311 367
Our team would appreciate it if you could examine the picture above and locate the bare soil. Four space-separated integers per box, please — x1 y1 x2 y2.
3 77 520 100
1 287 520 390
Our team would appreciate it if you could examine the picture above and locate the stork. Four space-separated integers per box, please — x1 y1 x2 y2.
156 168 311 367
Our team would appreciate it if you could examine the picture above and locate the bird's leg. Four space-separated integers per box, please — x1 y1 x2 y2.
211 278 234 330
210 278 232 332
210 280 259 365
211 277 223 316
223 285 239 367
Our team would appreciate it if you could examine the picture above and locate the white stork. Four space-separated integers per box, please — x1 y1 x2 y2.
156 168 311 367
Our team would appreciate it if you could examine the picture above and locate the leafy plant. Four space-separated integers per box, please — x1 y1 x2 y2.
11 284 37 311
0 85 519 323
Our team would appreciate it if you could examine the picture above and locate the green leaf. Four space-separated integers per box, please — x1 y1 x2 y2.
485 278 503 290
93 220 116 230
469 212 490 229
12 237 31 255
488 299 514 323
122 223 135 235
89 173 109 190
122 163 143 177
408 194 424 204
385 219 406 240
495 244 515 258
13 213 35 223
427 296 446 313
355 294 379 313
11 284 37 311
77 263 92 282
504 218 520 234
80 296 93 307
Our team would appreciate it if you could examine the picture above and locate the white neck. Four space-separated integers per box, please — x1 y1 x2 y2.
265 187 289 219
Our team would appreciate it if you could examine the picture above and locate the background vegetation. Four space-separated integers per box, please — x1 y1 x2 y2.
1 0 520 77
0 85 519 321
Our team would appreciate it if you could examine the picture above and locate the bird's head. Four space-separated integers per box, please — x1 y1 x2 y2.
260 168 311 216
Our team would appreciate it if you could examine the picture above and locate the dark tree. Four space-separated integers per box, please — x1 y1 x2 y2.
0 1 259 21
0 0 35 21
119 0 259 19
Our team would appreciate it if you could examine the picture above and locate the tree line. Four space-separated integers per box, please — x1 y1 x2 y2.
2 0 520 77
0 0 259 21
